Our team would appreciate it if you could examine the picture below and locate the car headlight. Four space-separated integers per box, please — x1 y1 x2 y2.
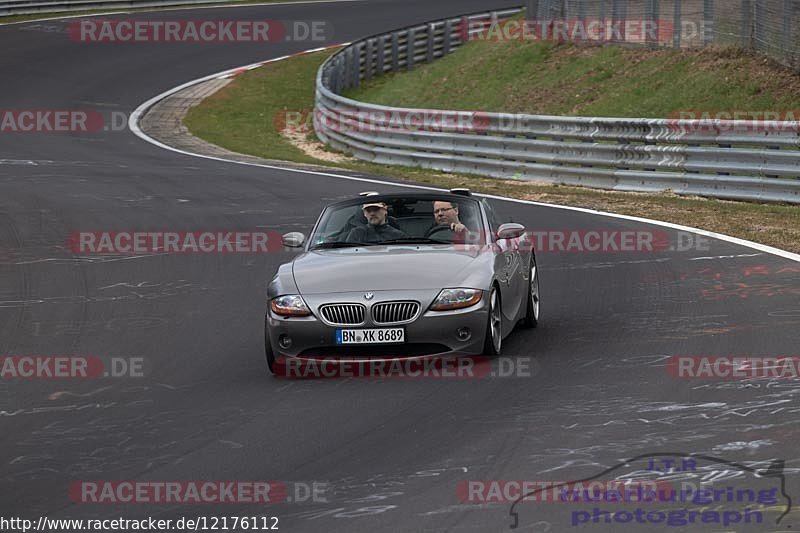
429 288 483 311
270 295 312 317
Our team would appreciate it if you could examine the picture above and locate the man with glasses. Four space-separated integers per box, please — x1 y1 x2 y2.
425 200 468 240
345 201 407 243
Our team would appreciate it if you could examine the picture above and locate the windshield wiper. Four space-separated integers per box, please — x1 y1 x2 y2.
310 241 377 249
381 237 449 245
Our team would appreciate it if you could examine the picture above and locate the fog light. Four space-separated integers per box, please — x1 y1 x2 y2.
456 327 472 341
278 334 292 349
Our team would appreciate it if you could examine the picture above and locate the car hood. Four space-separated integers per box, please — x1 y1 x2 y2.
292 246 482 294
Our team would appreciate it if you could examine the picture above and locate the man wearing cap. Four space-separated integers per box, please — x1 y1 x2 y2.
345 201 407 243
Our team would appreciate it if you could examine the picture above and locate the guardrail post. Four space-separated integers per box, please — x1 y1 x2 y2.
782 0 790 56
792 0 800 72
340 48 348 90
608 0 627 44
647 0 660 48
324 63 333 94
341 48 351 90
351 44 362 88
704 0 715 45
754 0 765 53
612 0 626 24
391 32 399 71
321 68 330 94
407 28 416 70
426 23 435 63
364 39 374 80
376 35 385 75
539 0 550 18
526 0 540 18
332 57 342 93
672 0 681 48
576 0 586 24
339 55 347 92
443 19 452 55
741 0 753 49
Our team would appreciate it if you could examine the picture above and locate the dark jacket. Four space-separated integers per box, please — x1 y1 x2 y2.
346 223 407 243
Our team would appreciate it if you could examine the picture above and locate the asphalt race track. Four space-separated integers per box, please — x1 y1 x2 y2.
2 1 800 531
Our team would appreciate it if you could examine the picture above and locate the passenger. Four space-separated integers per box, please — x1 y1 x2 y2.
425 200 468 241
345 201 407 243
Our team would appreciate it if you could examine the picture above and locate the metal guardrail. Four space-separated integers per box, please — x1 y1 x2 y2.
314 8 800 204
0 0 247 16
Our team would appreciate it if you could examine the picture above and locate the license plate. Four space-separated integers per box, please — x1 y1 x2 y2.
336 328 405 345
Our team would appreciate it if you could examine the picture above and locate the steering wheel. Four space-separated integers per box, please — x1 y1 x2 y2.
426 225 454 241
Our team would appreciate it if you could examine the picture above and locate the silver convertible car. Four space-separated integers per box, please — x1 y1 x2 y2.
264 189 539 373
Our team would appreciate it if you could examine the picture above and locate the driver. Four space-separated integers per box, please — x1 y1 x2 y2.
345 201 407 243
425 200 468 240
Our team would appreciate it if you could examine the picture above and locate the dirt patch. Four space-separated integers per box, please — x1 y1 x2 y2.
280 129 353 163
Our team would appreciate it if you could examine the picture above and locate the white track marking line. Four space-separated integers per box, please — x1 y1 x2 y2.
0 11 128 26
127 48 800 264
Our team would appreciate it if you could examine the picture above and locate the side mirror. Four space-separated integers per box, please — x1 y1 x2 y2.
497 223 525 240
282 232 306 248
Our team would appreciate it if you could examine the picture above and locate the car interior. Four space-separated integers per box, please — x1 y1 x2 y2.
317 199 481 244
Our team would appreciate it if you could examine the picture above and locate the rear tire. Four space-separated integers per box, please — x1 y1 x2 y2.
522 254 540 329
482 286 502 357
264 317 276 374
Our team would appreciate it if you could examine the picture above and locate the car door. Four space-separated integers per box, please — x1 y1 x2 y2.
482 200 525 323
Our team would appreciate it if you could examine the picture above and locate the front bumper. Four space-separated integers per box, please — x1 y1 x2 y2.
266 289 489 361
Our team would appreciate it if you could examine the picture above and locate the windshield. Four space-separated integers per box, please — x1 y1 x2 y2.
309 196 485 248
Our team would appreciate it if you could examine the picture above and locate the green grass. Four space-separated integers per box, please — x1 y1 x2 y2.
345 40 800 118
184 47 800 253
185 50 330 165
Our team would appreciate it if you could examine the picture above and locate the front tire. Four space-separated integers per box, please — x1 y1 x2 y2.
522 254 540 329
483 286 502 356
264 317 276 374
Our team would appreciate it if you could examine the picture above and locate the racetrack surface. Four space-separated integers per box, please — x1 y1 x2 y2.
1 1 800 531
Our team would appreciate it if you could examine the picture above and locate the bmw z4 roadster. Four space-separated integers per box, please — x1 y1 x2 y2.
264 189 539 373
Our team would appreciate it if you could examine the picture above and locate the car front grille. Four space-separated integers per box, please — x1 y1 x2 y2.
371 301 420 325
319 303 366 325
